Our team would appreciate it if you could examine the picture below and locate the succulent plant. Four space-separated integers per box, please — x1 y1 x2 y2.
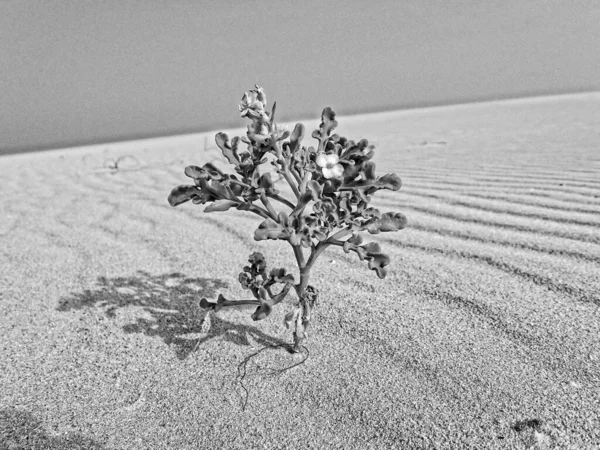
168 86 406 352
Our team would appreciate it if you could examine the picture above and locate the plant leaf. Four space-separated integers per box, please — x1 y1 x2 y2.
215 132 239 166
184 163 225 181
289 123 305 153
254 219 291 241
370 173 402 192
379 212 407 232
251 288 273 321
367 253 390 279
168 185 201 207
363 162 377 181
204 199 239 212
320 107 338 137
269 268 295 284
357 212 407 234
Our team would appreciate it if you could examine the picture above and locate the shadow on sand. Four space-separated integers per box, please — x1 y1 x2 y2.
0 407 104 450
57 271 288 359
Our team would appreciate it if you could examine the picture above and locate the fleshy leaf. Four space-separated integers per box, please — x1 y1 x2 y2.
251 288 273 321
199 293 228 312
359 212 407 234
311 107 339 152
254 218 291 241
269 268 295 284
363 162 377 181
199 297 214 310
204 199 239 212
363 207 381 218
258 173 278 195
370 173 402 192
215 132 239 166
289 123 305 153
362 242 382 253
320 107 338 137
378 212 407 232
168 185 201 207
251 301 272 321
184 165 206 180
367 253 390 279
184 163 225 181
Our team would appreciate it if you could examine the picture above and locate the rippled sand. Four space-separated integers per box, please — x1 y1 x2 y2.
1 93 599 449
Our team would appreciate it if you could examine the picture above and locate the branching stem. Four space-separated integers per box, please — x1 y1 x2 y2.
292 245 306 269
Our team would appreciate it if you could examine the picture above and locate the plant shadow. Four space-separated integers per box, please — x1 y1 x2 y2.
58 271 288 359
0 407 105 449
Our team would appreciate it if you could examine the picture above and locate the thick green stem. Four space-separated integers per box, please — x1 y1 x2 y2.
292 244 306 269
292 267 313 353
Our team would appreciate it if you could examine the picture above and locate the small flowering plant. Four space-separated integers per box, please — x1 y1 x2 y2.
168 86 406 352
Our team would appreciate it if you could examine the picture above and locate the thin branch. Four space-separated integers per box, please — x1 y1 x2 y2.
205 299 260 309
267 193 295 210
260 194 278 220
247 204 272 220
283 170 301 199
290 166 302 186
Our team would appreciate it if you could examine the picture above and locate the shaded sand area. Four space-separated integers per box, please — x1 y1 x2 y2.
1 93 599 449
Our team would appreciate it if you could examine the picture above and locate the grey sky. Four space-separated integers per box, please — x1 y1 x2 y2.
1 0 599 153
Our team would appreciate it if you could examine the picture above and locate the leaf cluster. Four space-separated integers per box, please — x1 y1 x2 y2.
168 86 406 280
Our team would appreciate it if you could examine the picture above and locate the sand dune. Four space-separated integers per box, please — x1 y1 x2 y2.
1 93 599 449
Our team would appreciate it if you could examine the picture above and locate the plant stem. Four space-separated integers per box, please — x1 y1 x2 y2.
299 171 312 194
221 299 260 306
260 194 278 220
228 179 251 190
283 170 301 199
290 167 302 185
292 267 313 353
247 205 273 220
304 241 330 270
268 193 295 210
292 244 306 268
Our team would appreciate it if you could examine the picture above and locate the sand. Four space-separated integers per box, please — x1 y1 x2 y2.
1 93 599 449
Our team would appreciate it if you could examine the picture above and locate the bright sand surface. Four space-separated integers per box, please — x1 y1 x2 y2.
1 93 599 449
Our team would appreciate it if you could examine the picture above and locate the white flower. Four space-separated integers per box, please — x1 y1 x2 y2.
316 152 344 179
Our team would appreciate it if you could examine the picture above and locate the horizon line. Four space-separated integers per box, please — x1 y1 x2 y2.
2 88 598 156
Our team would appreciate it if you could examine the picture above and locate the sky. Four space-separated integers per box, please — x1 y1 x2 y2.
1 0 599 153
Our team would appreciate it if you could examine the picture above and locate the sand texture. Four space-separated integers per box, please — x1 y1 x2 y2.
1 93 599 449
